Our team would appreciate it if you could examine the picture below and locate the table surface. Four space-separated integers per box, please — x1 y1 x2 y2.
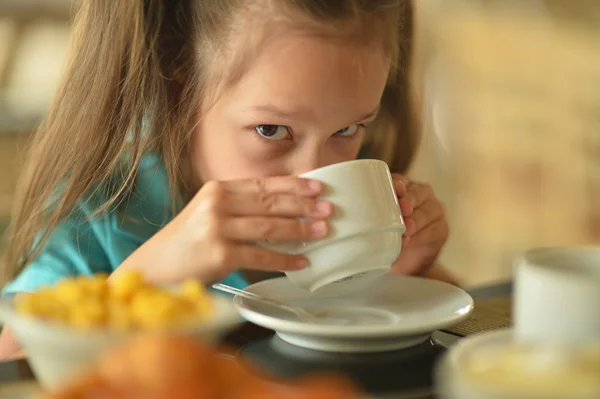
0 280 513 399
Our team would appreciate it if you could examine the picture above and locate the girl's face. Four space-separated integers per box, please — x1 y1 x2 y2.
191 28 390 184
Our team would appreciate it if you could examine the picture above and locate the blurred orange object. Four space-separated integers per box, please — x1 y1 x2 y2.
44 335 361 399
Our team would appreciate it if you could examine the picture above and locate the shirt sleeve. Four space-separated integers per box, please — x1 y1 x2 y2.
218 271 249 290
2 213 249 294
2 208 112 295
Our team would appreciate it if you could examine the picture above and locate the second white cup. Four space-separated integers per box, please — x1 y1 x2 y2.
513 246 600 346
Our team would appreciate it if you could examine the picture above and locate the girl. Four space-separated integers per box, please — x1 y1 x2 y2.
0 0 453 358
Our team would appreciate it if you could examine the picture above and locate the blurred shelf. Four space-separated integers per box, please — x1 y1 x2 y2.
0 112 39 135
0 91 41 135
0 1 73 19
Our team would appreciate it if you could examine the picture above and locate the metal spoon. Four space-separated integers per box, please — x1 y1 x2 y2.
212 283 349 325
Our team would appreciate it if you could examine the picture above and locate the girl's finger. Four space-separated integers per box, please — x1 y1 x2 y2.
404 217 417 237
231 245 310 272
406 218 449 247
222 192 334 218
405 182 434 209
406 199 444 235
392 174 408 197
399 198 413 217
219 176 324 196
402 235 411 246
220 217 329 242
392 174 410 187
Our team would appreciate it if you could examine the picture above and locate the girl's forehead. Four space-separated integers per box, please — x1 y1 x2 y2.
221 31 390 122
242 30 388 86
201 12 394 110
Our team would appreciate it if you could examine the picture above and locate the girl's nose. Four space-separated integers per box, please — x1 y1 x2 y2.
292 162 321 176
289 152 324 176
289 141 341 175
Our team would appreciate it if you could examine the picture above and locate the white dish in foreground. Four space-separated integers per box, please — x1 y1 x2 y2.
0 293 241 391
234 275 474 353
0 381 39 399
436 329 600 399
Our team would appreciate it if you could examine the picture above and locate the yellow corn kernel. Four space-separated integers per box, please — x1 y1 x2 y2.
129 291 158 325
36 287 56 299
13 270 214 331
109 271 146 302
195 298 213 318
153 297 183 324
14 295 36 315
179 279 206 300
76 275 108 298
179 279 212 317
134 291 188 329
69 299 106 330
69 311 96 330
108 303 133 331
24 294 63 320
54 278 86 305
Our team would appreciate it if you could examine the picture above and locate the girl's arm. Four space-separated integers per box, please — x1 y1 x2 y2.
0 292 26 360
0 327 24 360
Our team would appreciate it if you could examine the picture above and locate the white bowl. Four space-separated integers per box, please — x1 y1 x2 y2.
436 329 600 399
436 330 514 399
0 293 241 391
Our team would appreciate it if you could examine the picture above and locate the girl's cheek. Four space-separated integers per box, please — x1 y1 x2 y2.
329 135 365 162
243 136 293 163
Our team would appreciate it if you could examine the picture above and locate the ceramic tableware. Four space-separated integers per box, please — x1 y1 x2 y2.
0 293 241 391
258 159 405 294
233 275 473 353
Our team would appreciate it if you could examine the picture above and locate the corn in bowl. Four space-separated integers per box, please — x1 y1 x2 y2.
14 271 214 331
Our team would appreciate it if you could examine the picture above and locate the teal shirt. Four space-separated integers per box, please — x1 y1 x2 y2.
2 155 248 294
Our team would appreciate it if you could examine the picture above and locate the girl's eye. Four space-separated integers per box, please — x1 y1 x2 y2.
334 124 362 137
255 125 290 141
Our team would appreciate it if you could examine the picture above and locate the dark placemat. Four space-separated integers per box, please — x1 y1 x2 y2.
441 297 512 337
240 335 446 398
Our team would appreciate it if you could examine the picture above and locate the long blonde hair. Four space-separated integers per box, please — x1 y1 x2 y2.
2 0 417 285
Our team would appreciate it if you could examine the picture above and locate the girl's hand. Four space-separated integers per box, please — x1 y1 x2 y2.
390 175 449 276
117 177 333 284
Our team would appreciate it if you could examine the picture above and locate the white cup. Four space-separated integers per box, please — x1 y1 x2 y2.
258 159 405 294
513 246 600 346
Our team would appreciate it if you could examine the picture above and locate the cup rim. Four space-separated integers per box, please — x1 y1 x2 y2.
515 245 600 281
299 159 388 178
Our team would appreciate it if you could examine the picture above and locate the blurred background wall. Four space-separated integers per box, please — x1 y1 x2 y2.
1 1 598 287
0 1 72 253
410 0 600 287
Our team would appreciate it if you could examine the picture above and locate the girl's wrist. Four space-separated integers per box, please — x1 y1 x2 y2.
112 232 182 284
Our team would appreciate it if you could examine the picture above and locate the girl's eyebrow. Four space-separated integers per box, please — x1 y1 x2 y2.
355 105 381 123
245 104 381 123
246 104 311 119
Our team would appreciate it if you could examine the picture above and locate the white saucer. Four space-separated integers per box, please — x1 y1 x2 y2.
234 275 474 353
